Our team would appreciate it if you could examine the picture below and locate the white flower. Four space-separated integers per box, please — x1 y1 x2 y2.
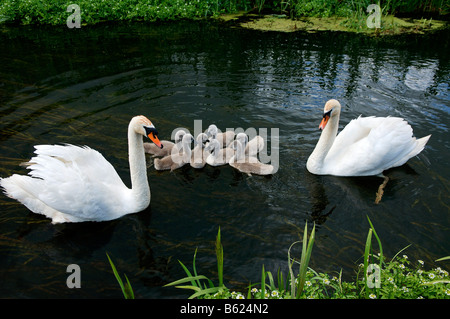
402 286 409 292
403 255 408 259
251 288 258 294
369 293 377 299
387 277 394 284
428 273 435 279
323 278 330 285
236 294 245 299
399 264 405 269
418 260 424 266
306 281 312 287
271 290 279 297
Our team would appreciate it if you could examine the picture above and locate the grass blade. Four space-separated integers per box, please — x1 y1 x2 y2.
296 222 315 298
164 275 210 287
216 227 224 287
363 228 373 298
106 253 134 299
367 216 383 266
261 264 266 299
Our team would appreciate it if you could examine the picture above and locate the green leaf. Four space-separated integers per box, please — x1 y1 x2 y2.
164 275 211 287
106 253 134 299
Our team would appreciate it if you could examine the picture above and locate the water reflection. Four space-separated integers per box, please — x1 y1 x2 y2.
0 22 448 298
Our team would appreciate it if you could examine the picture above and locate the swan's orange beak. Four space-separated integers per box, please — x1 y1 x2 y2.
319 114 330 130
148 132 163 149
145 126 163 149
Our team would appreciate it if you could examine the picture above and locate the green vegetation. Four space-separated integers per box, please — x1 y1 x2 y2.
0 0 447 27
107 252 135 299
162 217 450 299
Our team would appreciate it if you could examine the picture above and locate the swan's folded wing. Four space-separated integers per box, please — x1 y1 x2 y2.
326 117 418 176
26 144 128 219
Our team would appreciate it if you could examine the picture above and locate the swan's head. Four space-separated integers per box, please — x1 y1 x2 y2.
206 124 218 138
319 99 341 130
132 115 163 149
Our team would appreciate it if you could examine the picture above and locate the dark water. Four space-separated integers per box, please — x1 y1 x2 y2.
0 22 449 298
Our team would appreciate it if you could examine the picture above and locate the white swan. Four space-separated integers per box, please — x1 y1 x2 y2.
0 115 163 224
144 129 185 157
235 132 264 156
229 140 275 176
204 139 235 166
154 134 194 171
206 124 235 148
306 99 431 176
190 133 209 169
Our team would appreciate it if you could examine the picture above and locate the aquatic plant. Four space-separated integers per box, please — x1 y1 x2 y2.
163 227 227 299
106 253 135 299
164 218 450 299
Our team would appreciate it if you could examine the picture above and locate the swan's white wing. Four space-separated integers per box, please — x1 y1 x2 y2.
325 117 420 176
25 144 129 221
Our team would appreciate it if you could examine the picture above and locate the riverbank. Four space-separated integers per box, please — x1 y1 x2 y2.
220 11 448 35
0 0 448 36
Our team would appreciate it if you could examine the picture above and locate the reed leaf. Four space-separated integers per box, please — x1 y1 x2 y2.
106 253 134 299
163 275 211 287
216 227 224 287
296 222 315 298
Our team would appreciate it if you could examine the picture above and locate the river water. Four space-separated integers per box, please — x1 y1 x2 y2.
0 22 448 298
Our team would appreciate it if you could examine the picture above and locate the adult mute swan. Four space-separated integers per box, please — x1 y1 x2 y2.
0 115 163 224
229 140 274 176
306 99 431 177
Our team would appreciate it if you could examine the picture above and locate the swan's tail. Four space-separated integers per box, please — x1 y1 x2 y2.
0 175 67 224
411 134 431 158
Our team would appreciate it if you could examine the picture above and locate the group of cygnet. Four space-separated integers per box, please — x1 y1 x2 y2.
144 124 275 176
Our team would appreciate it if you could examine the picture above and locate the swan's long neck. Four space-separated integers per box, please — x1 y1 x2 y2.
128 125 150 211
307 113 339 173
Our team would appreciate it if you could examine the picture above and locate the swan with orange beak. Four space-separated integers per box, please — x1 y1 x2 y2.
0 115 163 223
307 99 431 202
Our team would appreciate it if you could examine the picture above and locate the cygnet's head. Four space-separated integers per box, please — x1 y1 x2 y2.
196 133 209 147
206 124 218 138
204 139 220 154
235 133 248 146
